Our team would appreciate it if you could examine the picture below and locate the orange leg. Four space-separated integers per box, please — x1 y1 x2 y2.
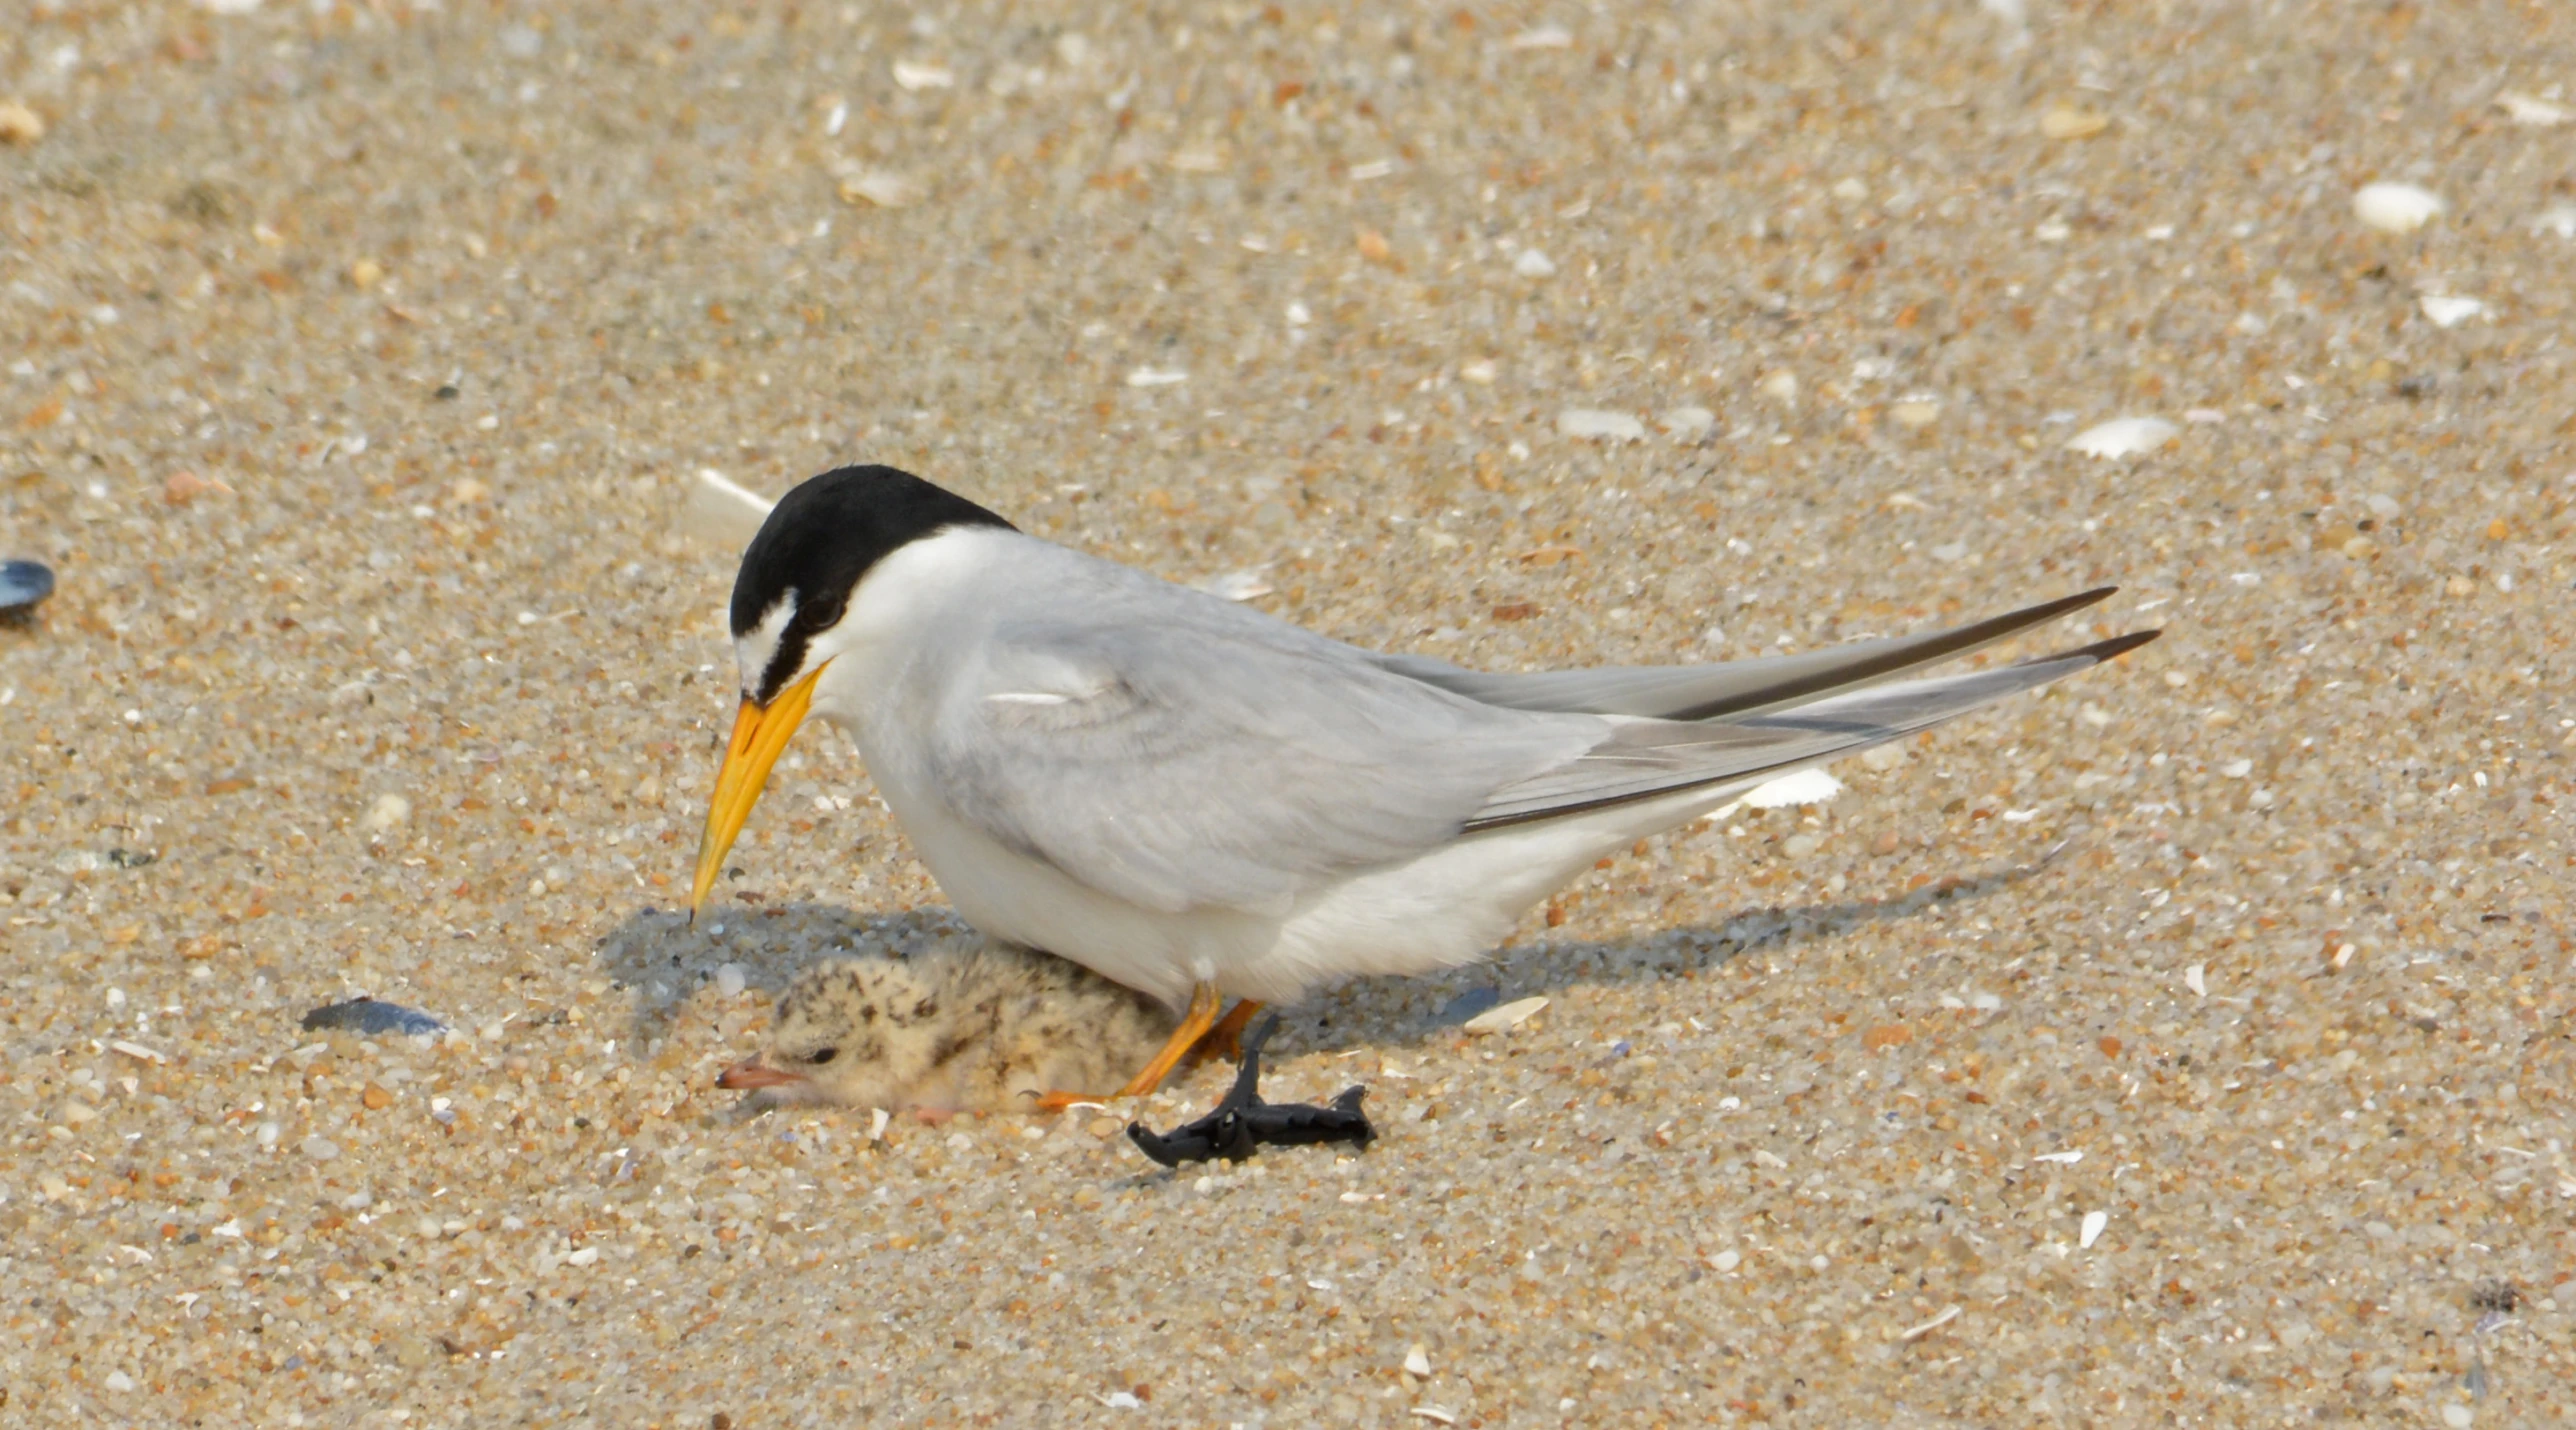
1187 999 1266 1066
1113 981 1224 1097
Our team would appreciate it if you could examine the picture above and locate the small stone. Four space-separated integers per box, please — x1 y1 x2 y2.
1087 1117 1122 1139
1889 398 1941 428
2039 107 2109 140
1860 744 1906 773
1459 359 1497 385
361 792 411 833
1512 248 1557 278
1781 833 1821 859
361 1084 393 1111
1862 1023 1912 1052
162 470 233 505
714 963 748 998
349 258 385 290
0 100 44 146
1709 1249 1741 1272
2441 1405 2473 1429
1402 1344 1432 1377
104 1371 135 1392
564 1246 601 1267
1758 370 1799 404
2079 1210 2108 1249
302 1136 340 1161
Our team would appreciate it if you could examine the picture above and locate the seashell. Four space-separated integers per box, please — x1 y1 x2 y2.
2352 181 2445 234
2418 294 2487 329
2066 416 2178 458
838 172 922 208
301 998 447 1038
1201 570 1274 602
685 469 774 550
0 559 54 619
1460 995 1548 1035
2496 92 2571 127
890 60 954 91
1557 408 1643 441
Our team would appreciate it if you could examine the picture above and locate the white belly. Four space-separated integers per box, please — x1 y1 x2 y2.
855 721 1743 1007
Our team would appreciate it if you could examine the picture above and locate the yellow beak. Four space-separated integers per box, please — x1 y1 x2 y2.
690 663 826 917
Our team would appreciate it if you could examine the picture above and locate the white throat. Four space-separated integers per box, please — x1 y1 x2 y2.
802 524 1022 727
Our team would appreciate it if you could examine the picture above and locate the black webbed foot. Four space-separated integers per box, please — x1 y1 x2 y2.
1126 1014 1375 1167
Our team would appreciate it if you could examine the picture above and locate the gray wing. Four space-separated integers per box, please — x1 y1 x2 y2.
1467 631 2157 829
921 579 1603 915
1372 587 2118 720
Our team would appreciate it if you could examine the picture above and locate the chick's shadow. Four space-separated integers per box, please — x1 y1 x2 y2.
593 850 2054 1060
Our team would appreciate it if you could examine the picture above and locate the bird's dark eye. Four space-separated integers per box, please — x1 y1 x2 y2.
808 1047 838 1066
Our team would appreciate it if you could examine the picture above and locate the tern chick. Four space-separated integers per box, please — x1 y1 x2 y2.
717 937 1177 1113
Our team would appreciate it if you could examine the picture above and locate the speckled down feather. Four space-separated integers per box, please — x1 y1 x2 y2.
741 936 1178 1113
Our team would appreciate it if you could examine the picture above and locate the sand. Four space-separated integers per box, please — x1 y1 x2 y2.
3 1 2571 1424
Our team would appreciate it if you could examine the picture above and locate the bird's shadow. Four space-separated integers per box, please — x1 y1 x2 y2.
595 901 982 1043
595 849 2060 1064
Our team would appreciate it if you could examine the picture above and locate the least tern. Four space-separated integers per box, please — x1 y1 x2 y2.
716 935 1175 1113
693 465 2156 1098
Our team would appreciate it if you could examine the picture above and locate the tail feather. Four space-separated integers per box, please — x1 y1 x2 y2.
1464 630 2157 831
1380 587 2120 721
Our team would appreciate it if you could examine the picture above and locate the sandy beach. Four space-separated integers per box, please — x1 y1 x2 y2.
3 1 2571 1423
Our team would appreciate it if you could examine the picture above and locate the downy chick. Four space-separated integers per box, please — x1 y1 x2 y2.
716 936 1177 1113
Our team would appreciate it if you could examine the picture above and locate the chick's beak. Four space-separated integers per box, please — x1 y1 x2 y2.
716 1056 807 1092
689 663 827 918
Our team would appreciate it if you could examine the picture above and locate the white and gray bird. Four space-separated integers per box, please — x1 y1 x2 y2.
691 465 2155 1098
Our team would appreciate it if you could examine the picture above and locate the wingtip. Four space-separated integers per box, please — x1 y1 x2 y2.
2046 585 2120 616
2074 628 2161 663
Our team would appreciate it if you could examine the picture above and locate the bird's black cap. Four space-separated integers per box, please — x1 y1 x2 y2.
730 466 1015 703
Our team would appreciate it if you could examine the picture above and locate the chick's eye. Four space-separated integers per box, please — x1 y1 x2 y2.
808 1047 838 1066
